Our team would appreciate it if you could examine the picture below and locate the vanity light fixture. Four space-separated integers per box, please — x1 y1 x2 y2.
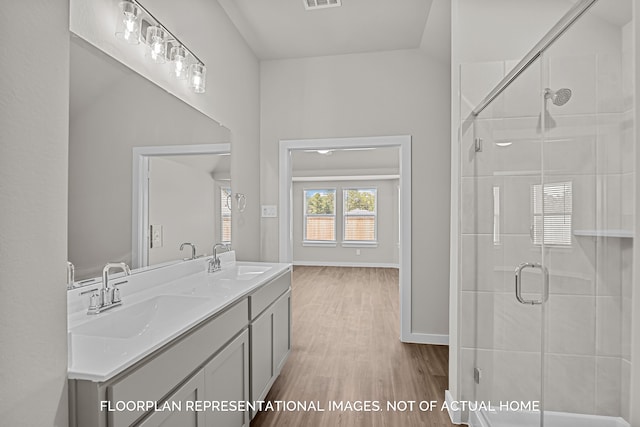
169 45 189 80
188 63 207 93
115 1 142 44
146 25 167 64
114 0 207 93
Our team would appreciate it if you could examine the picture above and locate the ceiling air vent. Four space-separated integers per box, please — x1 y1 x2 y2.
304 0 342 10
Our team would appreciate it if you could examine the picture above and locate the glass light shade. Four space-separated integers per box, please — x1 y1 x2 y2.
146 26 167 64
115 1 141 44
188 63 207 93
169 46 189 80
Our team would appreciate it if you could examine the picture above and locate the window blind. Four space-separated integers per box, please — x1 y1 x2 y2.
531 181 572 246
221 187 232 243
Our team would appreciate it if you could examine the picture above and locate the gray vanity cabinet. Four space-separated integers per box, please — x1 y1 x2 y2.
203 330 250 427
137 330 250 427
70 299 249 427
136 370 206 427
249 271 292 418
69 267 291 427
272 291 291 375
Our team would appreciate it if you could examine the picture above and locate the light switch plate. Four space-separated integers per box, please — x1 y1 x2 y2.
261 205 277 218
150 224 163 248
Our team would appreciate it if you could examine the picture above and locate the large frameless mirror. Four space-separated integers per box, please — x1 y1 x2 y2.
68 36 231 284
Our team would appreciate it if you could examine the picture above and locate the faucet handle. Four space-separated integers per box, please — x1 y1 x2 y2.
90 294 100 310
83 290 100 311
112 286 121 304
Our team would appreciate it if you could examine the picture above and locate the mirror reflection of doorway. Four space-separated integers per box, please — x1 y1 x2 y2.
146 154 231 266
131 144 230 269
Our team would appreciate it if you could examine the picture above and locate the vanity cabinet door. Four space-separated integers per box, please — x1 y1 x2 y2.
136 371 206 427
250 307 273 405
204 329 250 427
272 290 291 375
249 289 292 420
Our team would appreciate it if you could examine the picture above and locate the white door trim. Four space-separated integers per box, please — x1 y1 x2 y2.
278 135 413 342
131 143 231 269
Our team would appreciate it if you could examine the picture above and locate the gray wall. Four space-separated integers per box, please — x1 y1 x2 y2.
0 0 70 425
69 38 229 280
292 179 399 266
260 48 451 337
148 157 216 265
0 1 260 424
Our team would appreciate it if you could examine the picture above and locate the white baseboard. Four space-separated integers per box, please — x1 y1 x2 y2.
445 390 464 425
401 332 449 345
293 260 400 269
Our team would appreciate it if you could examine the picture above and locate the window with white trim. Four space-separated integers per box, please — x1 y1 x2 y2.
220 187 232 244
343 188 377 242
531 181 572 246
304 189 336 242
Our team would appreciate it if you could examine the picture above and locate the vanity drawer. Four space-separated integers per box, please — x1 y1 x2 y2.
249 270 291 320
107 298 248 427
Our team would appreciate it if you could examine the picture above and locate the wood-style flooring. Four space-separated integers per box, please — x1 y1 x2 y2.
250 266 455 427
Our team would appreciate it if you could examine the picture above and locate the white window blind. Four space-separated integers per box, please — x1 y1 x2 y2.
531 181 572 246
220 187 232 244
304 189 336 242
343 188 377 242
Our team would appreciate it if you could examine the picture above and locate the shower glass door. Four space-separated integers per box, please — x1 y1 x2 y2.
459 57 546 426
460 1 633 425
540 0 632 422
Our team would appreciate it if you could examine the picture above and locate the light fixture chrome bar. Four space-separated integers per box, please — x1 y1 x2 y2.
471 0 598 117
130 0 205 67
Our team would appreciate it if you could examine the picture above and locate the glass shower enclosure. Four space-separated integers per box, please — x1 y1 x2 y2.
458 0 634 425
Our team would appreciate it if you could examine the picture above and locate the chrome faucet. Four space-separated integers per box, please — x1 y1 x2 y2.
208 243 231 273
180 242 197 260
86 262 130 315
66 261 75 290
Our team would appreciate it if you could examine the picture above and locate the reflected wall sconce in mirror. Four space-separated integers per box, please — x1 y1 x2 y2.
235 193 247 213
114 0 207 93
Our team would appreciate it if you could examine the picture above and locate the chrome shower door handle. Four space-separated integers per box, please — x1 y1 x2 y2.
514 262 549 305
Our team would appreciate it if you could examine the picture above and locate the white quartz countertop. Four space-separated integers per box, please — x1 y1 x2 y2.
67 258 291 382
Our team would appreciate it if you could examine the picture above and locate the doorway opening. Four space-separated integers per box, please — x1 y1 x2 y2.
279 135 413 341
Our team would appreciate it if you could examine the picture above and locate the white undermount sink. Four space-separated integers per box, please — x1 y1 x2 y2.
71 295 210 339
232 264 272 280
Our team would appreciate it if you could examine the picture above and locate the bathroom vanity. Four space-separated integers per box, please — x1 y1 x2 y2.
67 254 291 427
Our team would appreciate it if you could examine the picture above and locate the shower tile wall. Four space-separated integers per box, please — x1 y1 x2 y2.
459 40 633 420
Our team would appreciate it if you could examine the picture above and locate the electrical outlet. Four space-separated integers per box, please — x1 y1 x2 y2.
356 249 361 256
261 205 277 218
150 224 163 248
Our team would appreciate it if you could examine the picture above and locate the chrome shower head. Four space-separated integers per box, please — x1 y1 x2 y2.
545 88 572 106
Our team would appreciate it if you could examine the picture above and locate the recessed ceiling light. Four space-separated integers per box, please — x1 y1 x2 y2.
495 142 513 147
304 0 342 11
